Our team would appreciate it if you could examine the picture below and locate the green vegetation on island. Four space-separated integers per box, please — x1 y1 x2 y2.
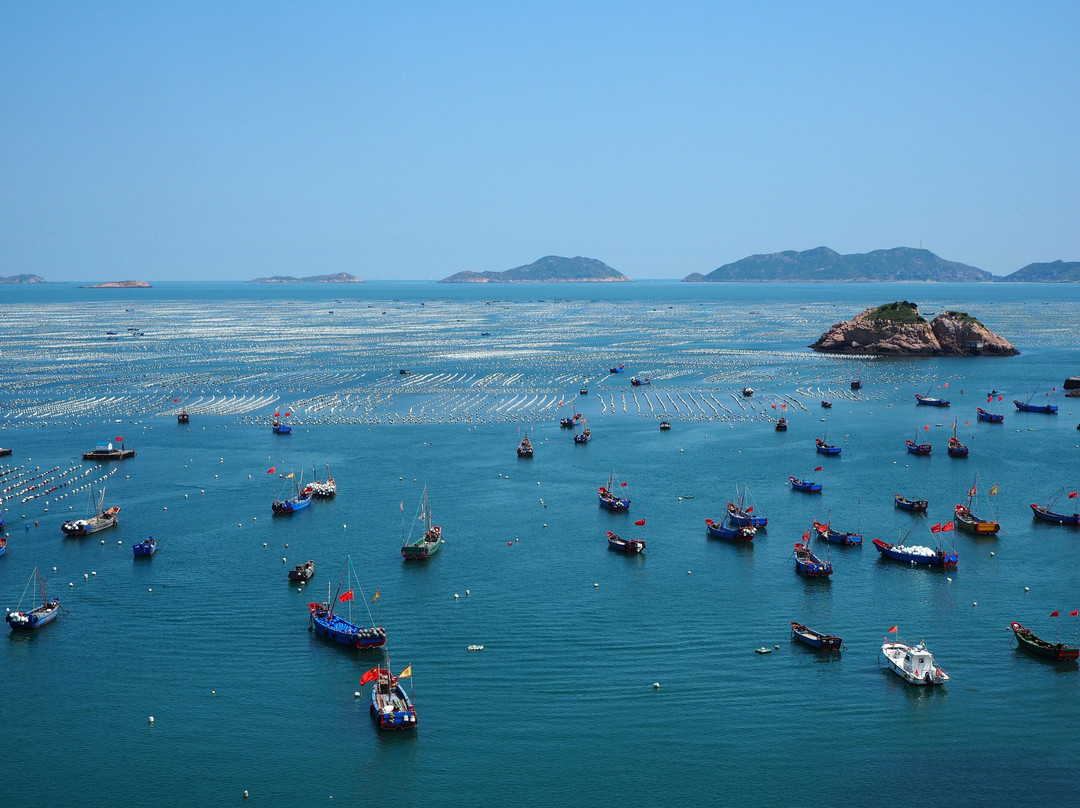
998 260 1080 282
442 256 630 283
250 273 363 283
0 274 49 284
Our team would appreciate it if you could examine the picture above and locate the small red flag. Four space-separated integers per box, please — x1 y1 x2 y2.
802 530 810 542
620 482 627 487
888 626 898 633
987 396 991 403
634 518 646 526
285 412 291 417
115 436 123 442
814 466 822 472
173 398 179 403
771 403 777 409
1051 611 1060 618
944 382 949 387
924 424 930 431
930 523 942 533
745 505 754 513
274 412 280 417
1069 491 1078 499
339 590 354 603
998 395 1002 402
359 666 380 686
267 467 275 474
371 588 380 604
941 521 954 532
1070 610 1079 617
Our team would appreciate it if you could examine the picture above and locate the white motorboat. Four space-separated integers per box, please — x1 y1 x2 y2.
882 637 949 685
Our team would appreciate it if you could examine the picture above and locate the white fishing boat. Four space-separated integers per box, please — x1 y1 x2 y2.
881 634 949 686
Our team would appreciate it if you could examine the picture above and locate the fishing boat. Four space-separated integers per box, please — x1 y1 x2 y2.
791 622 842 651
516 435 534 457
0 537 6 557
813 520 862 545
308 557 385 649
954 473 1000 534
774 417 788 431
741 387 754 397
177 409 189 424
947 422 969 457
598 470 630 511
401 486 442 560
881 635 949 685
560 412 583 428
6 567 61 631
850 380 862 390
61 484 120 536
82 440 135 460
606 530 645 554
872 527 957 568
905 438 932 455
976 408 1004 423
794 533 833 576
366 662 417 730
1009 621 1079 661
1030 490 1080 526
610 365 625 374
894 494 928 512
573 425 591 444
726 489 767 528
288 559 315 582
271 413 292 434
579 386 588 395
915 393 950 407
705 517 755 542
659 420 671 431
132 536 157 556
272 472 313 514
815 437 841 455
820 400 832 409
630 376 651 386
789 476 822 493
1014 399 1058 414
308 462 337 498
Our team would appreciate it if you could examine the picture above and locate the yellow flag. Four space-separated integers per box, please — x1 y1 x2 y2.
398 665 412 679
989 484 999 495
285 472 294 479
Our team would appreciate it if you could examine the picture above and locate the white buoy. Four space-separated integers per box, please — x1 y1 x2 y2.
947 577 952 582
1025 586 1030 592
973 601 978 607
687 570 692 575
594 583 599 588
990 551 995 556
163 506 167 510
53 567 57 571
69 582 73 587
465 589 470 596
101 539 105 545
454 593 459 599
84 573 88 580
118 540 122 545
148 716 154 724
149 588 152 593
282 558 287 563
653 682 660 689
243 791 248 799
354 691 361 699
263 543 267 547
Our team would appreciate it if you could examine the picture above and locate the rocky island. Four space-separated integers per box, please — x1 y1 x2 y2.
998 260 1080 282
442 256 630 283
685 247 992 282
81 280 152 288
0 274 48 283
250 273 363 283
810 301 1019 356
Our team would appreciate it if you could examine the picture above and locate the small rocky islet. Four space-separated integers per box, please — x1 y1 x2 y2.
810 301 1019 357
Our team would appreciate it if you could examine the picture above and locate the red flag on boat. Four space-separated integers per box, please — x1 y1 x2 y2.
941 521 955 532
968 486 977 496
1069 491 1078 498
965 421 969 426
998 395 1003 402
987 396 992 403
173 398 179 403
1051 611 1060 617
802 530 810 542
339 590 354 603
635 519 646 526
771 403 777 409
888 626 898 633
620 482 627 487
924 424 930 430
1071 610 1079 616
115 436 123 442
746 506 754 513
371 588 380 603
359 666 380 686
285 412 291 417
274 412 280 417
814 466 822 472
267 467 275 474
930 523 942 533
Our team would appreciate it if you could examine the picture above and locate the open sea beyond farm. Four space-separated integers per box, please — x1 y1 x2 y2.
1 280 1079 807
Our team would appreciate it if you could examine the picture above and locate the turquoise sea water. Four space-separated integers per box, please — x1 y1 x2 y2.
1 282 1078 807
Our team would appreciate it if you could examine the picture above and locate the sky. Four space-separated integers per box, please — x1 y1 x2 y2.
2 2 1078 282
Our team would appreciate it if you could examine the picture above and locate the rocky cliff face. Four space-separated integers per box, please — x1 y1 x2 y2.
810 304 1019 356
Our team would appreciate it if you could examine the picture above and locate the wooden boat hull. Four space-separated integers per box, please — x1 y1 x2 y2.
1010 622 1080 661
905 441 932 455
1014 400 1058 414
791 622 842 651
309 604 385 648
288 560 315 581
272 494 313 514
873 539 957 567
789 476 821 493
726 504 767 528
607 532 645 553
62 514 118 536
794 543 832 576
371 681 417 730
813 521 862 545
401 534 442 560
705 518 754 542
1030 504 1080 526
6 598 61 631
815 440 841 455
915 395 950 407
954 505 999 534
947 444 969 457
894 495 928 512
598 488 630 511
977 409 1003 423
82 449 135 460
0 537 6 557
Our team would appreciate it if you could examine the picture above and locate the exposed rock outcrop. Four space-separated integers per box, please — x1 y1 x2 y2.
810 302 1019 356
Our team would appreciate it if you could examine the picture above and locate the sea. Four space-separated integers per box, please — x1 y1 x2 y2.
1 281 1078 807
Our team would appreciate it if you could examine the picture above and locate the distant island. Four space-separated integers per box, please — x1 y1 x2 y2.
442 256 631 283
0 274 48 284
996 260 1080 282
81 280 152 289
810 301 1019 356
685 247 992 282
250 273 363 283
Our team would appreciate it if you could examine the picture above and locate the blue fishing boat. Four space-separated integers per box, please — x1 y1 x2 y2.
598 470 630 511
609 365 625 374
813 520 862 545
947 436 969 457
6 567 61 631
132 536 157 556
905 439 932 455
850 380 862 390
365 662 417 730
794 533 832 576
705 517 755 542
630 376 650 386
791 621 842 651
1014 399 1058 414
271 411 292 433
815 437 841 455
573 425 591 444
894 493 928 512
1030 503 1080 526
976 407 1003 423
774 417 787 431
272 472 313 514
560 413 582 428
789 475 822 493
726 502 767 528
0 537 6 557
915 393 950 407
873 524 957 568
308 557 385 649
607 530 645 553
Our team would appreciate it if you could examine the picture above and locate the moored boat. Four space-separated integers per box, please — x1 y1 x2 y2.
308 557 385 649
630 376 650 386
726 499 767 528
289 559 315 582
894 493 928 512
6 567 61 631
872 536 957 567
820 400 832 409
308 462 337 498
82 440 135 461
271 412 292 433
0 537 6 557
947 436 969 458
789 475 822 493
606 530 645 554
598 470 630 511
794 535 833 576
62 485 120 536
813 520 862 545
573 426 591 444
365 662 417 730
976 407 1003 423
1014 399 1058 414
1010 620 1079 661
177 410 189 424
954 473 1000 534
850 380 862 390
790 621 842 651
815 437 841 455
705 517 755 542
774 417 788 431
659 420 671 431
881 635 949 685
272 472 313 514
905 439 932 455
1030 498 1080 526
741 387 754 397
132 536 157 556
516 435 534 457
915 393 950 407
401 486 442 560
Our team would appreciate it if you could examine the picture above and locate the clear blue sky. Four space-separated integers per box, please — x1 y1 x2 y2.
2 2 1077 281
